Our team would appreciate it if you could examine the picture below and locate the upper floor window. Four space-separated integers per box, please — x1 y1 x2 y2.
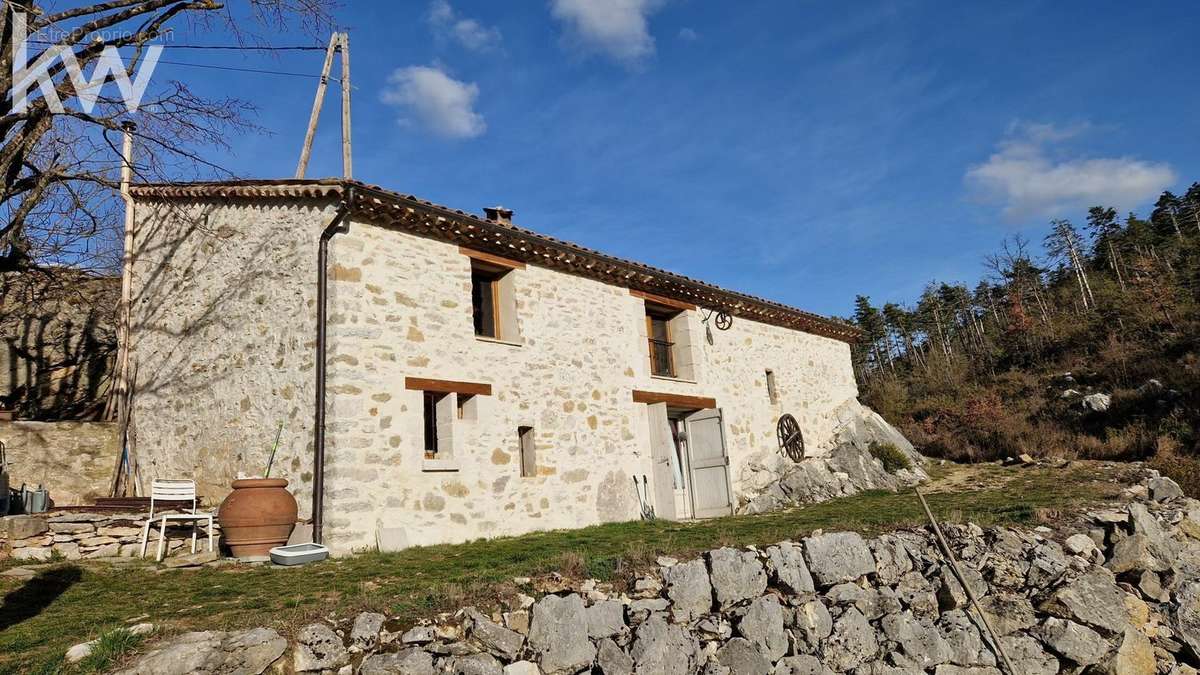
471 265 504 338
646 307 677 377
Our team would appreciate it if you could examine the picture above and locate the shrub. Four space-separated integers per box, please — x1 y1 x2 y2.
869 443 912 473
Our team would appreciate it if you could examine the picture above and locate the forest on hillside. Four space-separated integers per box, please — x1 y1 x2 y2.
849 182 1200 482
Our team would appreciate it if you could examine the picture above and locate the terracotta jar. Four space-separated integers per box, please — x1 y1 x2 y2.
218 478 297 557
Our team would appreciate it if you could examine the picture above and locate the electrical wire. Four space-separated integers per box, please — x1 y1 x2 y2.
26 39 327 51
153 59 336 80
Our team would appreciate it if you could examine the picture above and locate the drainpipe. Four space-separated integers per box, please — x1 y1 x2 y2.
313 185 355 545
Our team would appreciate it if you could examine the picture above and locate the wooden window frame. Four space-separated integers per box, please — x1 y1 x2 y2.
471 265 504 339
422 391 445 459
645 304 678 378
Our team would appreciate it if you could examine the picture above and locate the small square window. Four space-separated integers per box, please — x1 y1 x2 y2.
518 426 536 477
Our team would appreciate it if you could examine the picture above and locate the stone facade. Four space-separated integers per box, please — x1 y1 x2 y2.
0 420 118 505
128 187 863 554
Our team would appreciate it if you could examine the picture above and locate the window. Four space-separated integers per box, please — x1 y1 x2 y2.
472 266 502 338
766 369 779 404
470 260 521 343
518 426 536 477
646 308 676 377
423 391 445 458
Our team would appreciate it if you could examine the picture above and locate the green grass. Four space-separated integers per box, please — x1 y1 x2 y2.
0 462 1122 674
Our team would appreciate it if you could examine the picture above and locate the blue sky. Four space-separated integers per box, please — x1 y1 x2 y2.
148 1 1200 318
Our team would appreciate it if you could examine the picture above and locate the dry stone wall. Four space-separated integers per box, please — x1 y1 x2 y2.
113 470 1200 674
1 509 219 561
0 420 118 505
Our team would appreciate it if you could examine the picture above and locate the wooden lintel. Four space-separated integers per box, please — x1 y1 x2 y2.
632 389 716 410
630 289 696 312
405 377 492 396
459 246 526 270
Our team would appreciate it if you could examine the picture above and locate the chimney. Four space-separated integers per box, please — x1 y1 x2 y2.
483 205 514 226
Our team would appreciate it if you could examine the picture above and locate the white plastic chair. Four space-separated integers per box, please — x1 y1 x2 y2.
138 479 215 562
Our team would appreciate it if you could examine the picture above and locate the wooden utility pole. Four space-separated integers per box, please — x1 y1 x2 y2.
296 32 352 179
108 121 138 497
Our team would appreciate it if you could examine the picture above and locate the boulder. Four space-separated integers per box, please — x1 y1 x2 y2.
708 548 767 609
585 599 627 641
351 612 386 650
629 616 697 675
803 532 875 587
465 608 524 661
1038 617 1109 666
1149 476 1184 502
737 595 787 662
1064 534 1097 558
1082 393 1111 412
1174 581 1200 657
1101 627 1154 675
716 638 773 675
503 662 539 675
663 558 714 621
441 653 503 675
999 634 1058 675
792 599 833 653
978 594 1035 636
294 623 350 672
360 648 434 675
870 535 913 586
765 542 815 594
114 627 286 675
880 611 952 668
528 594 595 674
1106 533 1169 574
596 638 633 675
1041 568 1131 635
820 607 876 672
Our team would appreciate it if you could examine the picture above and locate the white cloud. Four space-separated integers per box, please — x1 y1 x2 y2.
966 122 1176 220
677 27 699 41
549 0 666 65
427 0 502 53
380 65 486 139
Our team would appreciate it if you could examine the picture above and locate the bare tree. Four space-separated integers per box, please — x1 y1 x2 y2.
0 1 336 274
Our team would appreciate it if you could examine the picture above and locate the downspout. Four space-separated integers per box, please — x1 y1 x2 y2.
313 185 355 545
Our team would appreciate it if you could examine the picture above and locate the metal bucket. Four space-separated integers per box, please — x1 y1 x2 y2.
21 484 48 513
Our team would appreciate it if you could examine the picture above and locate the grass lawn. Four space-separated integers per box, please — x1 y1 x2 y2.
0 461 1130 674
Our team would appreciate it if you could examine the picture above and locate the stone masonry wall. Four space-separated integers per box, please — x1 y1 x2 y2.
128 197 860 554
0 420 118 505
1 510 218 561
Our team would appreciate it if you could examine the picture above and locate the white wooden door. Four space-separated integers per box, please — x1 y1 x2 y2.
684 408 733 518
646 402 678 521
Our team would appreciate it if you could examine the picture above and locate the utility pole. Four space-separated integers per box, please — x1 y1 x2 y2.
296 32 353 179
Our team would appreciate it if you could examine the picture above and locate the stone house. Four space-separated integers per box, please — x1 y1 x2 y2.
126 179 863 554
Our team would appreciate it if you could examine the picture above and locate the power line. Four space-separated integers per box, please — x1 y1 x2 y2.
154 59 337 80
27 39 327 51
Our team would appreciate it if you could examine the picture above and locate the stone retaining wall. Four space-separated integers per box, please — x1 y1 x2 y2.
0 420 118 506
0 510 220 561
111 470 1200 674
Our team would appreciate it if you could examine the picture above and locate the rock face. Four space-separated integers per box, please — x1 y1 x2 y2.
111 470 1200 675
739 400 927 514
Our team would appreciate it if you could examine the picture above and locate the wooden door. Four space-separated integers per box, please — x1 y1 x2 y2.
646 402 678 520
684 408 733 518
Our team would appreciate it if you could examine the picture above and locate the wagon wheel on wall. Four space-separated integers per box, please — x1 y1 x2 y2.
776 413 805 462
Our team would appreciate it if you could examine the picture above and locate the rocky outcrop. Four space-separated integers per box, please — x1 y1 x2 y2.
740 400 927 514
112 470 1200 674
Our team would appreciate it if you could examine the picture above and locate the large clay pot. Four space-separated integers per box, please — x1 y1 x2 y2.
218 478 297 557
